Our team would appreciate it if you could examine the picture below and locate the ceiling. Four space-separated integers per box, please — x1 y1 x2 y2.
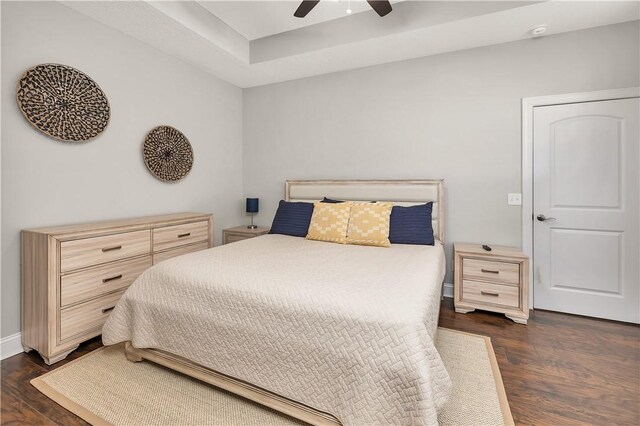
199 1 406 40
61 1 640 88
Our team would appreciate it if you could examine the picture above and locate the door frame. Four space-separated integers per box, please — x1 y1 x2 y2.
521 87 640 309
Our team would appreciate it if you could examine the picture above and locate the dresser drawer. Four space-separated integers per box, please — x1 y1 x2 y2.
463 258 520 285
153 221 209 252
153 241 209 265
59 290 125 342
61 256 151 307
462 280 519 309
60 230 151 273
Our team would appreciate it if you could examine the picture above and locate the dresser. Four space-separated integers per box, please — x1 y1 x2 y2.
21 212 213 364
222 226 270 244
453 243 529 324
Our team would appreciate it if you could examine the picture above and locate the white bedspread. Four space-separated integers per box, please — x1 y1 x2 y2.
102 234 451 425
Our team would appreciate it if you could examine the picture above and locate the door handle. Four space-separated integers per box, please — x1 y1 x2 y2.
536 214 556 222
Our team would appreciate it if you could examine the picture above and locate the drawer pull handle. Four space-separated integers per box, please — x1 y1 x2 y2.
177 233 191 238
102 245 122 253
481 268 500 274
481 290 500 297
101 306 116 314
102 274 123 283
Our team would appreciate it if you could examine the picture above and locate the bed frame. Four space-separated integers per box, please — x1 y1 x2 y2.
125 179 445 426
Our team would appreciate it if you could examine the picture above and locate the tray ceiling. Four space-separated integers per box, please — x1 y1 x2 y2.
62 1 640 88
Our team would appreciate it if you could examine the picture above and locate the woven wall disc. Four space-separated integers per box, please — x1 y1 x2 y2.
143 125 194 182
16 63 110 142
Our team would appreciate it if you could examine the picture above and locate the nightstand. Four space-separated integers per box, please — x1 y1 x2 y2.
222 226 270 244
454 243 529 324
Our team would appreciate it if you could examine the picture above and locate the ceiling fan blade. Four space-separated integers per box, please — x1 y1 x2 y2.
366 0 392 17
294 0 320 18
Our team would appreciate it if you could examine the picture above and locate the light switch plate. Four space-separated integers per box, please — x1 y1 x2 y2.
508 193 522 205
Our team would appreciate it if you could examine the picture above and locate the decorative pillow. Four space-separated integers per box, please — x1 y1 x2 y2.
346 202 393 247
322 197 343 203
269 200 314 237
306 202 352 244
389 202 434 245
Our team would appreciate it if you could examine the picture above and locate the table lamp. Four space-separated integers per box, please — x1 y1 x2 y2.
246 198 259 229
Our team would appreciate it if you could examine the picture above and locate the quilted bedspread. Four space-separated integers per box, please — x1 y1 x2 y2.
102 234 451 425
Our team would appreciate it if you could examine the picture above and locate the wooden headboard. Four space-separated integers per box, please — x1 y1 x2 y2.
285 179 445 243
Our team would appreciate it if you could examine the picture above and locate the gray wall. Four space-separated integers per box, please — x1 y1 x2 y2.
2 2 639 340
243 21 640 284
1 2 243 337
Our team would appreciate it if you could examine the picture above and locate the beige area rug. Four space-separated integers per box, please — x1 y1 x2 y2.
32 328 513 426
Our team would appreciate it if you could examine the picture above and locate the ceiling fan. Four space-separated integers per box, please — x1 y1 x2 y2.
294 1 393 18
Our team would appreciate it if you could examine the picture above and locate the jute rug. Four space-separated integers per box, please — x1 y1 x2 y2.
32 328 513 426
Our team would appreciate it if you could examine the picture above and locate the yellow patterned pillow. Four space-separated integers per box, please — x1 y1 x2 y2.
306 202 352 244
346 202 393 247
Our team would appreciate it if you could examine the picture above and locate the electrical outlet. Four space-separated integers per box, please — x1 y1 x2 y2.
508 193 522 205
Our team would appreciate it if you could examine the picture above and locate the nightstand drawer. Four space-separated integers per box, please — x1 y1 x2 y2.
224 233 251 244
222 226 270 245
153 221 209 251
463 258 520 285
462 280 519 309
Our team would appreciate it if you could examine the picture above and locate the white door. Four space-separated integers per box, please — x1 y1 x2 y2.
533 98 639 323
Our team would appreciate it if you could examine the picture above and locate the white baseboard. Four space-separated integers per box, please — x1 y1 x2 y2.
1 332 23 360
443 282 454 298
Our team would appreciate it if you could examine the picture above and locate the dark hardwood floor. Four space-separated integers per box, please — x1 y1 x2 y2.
2 299 639 425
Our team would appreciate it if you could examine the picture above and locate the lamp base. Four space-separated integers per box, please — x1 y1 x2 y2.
247 225 258 229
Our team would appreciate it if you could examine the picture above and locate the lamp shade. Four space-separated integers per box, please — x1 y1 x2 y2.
246 198 259 213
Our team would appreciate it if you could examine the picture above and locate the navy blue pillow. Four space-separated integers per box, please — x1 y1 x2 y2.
269 200 314 237
321 197 343 203
322 197 377 203
389 203 434 245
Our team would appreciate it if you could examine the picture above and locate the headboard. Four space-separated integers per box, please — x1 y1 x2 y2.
285 179 444 243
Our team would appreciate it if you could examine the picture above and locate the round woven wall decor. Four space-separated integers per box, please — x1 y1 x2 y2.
143 125 194 182
16 63 110 142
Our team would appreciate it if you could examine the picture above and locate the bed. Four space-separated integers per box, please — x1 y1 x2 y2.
102 180 451 426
